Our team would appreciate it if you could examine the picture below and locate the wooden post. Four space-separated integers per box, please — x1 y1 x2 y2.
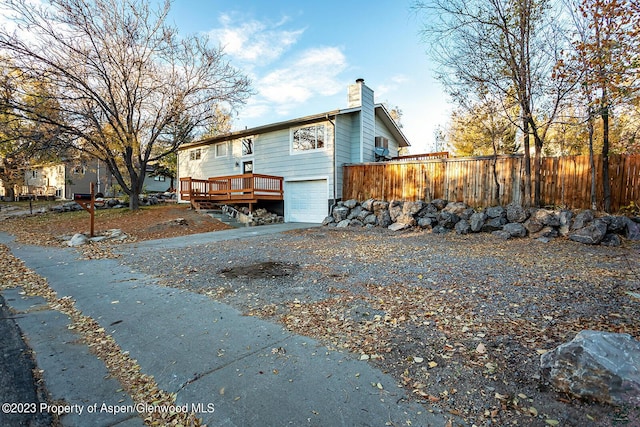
89 182 95 237
75 183 95 237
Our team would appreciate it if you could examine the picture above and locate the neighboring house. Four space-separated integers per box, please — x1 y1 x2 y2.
142 164 172 193
21 160 114 200
178 79 410 223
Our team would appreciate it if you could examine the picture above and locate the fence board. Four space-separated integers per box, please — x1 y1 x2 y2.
343 155 640 211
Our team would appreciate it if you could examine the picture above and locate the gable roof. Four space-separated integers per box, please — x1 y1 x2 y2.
180 105 410 150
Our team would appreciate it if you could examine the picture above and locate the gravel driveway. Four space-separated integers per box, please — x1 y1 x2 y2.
122 226 640 426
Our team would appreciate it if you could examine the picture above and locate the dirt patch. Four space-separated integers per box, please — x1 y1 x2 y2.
0 203 232 244
218 261 299 279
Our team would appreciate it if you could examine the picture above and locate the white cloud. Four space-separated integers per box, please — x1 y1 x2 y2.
208 14 304 66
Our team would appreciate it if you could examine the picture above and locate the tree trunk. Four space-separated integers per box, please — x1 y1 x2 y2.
534 133 543 207
601 105 611 212
522 119 532 207
588 109 597 210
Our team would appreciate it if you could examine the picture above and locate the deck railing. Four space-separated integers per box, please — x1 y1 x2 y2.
180 173 284 202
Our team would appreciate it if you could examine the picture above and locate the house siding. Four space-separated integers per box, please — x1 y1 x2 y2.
360 85 376 163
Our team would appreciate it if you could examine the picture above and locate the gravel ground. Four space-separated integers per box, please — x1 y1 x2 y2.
121 226 640 426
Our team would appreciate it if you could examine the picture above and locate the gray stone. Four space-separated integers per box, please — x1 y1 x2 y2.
418 203 439 217
67 233 89 247
486 206 506 219
322 216 335 226
343 199 358 209
403 200 426 216
431 225 449 234
389 201 404 222
482 217 507 232
455 219 471 235
569 219 608 245
502 222 527 238
491 230 512 240
388 222 410 232
332 206 349 222
356 209 371 222
395 213 417 227
601 233 622 247
431 199 448 210
459 208 475 221
348 219 364 227
506 203 529 223
438 211 460 229
336 219 351 228
624 217 640 240
376 209 392 228
524 216 544 234
534 209 560 227
372 200 389 213
540 330 640 406
363 214 378 226
601 215 629 234
559 210 573 226
470 212 487 233
443 201 468 215
531 226 559 240
572 210 595 230
347 205 363 220
361 198 375 211
417 217 435 229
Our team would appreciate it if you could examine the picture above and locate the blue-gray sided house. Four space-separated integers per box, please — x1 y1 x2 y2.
178 79 410 223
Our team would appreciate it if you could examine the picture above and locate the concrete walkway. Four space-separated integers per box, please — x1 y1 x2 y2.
0 226 450 427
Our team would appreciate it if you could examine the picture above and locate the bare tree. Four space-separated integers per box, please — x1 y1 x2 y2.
413 0 574 206
0 0 251 209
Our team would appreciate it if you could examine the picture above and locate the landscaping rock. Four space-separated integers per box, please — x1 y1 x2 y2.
455 219 471 235
322 216 335 226
418 217 435 229
625 217 640 240
348 219 364 227
389 201 403 222
347 205 364 220
336 219 351 228
356 208 371 222
503 222 527 238
482 217 507 232
572 210 595 230
67 233 89 247
431 199 448 210
531 226 559 240
540 330 640 406
403 201 426 216
559 210 573 236
443 201 468 215
459 207 475 221
438 211 460 229
486 206 506 219
431 225 449 234
363 214 377 226
388 222 410 232
470 212 487 232
534 209 560 227
492 230 512 240
506 203 529 223
524 216 544 234
332 206 349 222
569 219 608 245
361 198 375 211
343 199 358 209
395 213 417 227
375 209 392 228
601 233 622 247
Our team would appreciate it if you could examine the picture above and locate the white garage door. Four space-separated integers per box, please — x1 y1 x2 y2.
285 180 328 223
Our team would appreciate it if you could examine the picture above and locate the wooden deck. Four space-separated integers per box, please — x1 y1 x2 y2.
180 173 284 210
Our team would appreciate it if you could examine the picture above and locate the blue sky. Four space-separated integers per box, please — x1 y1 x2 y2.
168 1 451 153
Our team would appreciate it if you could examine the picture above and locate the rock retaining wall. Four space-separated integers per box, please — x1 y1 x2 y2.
323 199 640 246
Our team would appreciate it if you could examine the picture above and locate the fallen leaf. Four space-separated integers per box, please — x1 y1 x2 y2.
428 361 438 369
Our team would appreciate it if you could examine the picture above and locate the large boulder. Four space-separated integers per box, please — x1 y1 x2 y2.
455 219 471 235
572 210 595 230
470 212 487 232
486 206 506 219
67 233 89 247
506 203 529 223
443 201 468 215
389 201 404 222
482 217 507 232
361 198 375 212
343 199 358 209
625 217 640 240
533 209 560 227
431 199 448 210
332 206 349 222
438 211 460 229
403 201 426 216
502 222 527 238
540 330 640 406
395 213 417 227
347 205 364 220
569 219 608 245
375 209 392 228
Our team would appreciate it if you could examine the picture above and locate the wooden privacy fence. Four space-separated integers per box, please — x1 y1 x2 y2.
343 154 640 212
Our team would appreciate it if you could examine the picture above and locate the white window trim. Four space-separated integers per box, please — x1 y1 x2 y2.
189 148 201 161
215 142 228 158
290 123 328 155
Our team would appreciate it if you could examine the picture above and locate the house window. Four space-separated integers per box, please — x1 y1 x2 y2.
72 166 85 175
189 148 201 161
242 138 253 156
375 136 389 149
154 175 166 182
215 142 227 158
32 170 37 178
292 124 326 152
